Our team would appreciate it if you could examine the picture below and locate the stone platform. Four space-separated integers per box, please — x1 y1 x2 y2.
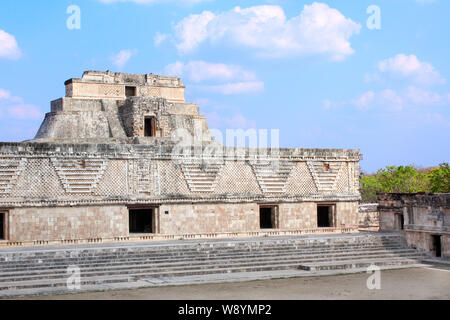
0 232 427 298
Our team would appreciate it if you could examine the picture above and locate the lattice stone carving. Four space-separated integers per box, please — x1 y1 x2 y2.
51 158 109 194
148 87 161 97
181 161 224 193
251 160 294 194
94 160 129 196
335 162 349 193
158 161 190 195
285 162 318 195
101 84 122 97
214 162 262 195
307 161 343 192
0 157 27 194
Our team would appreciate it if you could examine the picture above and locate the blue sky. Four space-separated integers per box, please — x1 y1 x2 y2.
0 0 449 173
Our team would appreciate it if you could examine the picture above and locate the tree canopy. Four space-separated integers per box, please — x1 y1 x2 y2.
360 163 450 203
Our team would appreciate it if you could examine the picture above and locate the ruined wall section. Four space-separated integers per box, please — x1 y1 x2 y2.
378 193 450 258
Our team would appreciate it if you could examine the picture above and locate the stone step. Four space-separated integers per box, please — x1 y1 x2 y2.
0 247 421 273
0 252 424 283
0 239 408 258
0 244 411 265
298 258 420 271
0 257 419 292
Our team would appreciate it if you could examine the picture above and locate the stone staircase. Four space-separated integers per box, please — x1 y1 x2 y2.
51 158 108 194
0 233 425 297
307 161 342 192
252 161 295 193
0 157 26 195
181 162 223 193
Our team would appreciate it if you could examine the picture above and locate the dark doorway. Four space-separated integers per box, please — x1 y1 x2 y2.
129 209 153 233
317 205 333 228
125 86 136 97
397 214 404 230
0 213 4 240
432 235 442 257
260 207 275 229
144 117 156 137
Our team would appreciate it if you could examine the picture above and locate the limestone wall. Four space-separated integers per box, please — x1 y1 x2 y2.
8 206 128 242
358 203 379 229
158 203 259 235
406 232 449 259
4 201 359 242
378 193 449 258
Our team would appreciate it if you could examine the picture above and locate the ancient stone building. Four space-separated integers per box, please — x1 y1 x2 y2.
0 71 362 246
358 203 379 231
378 193 450 259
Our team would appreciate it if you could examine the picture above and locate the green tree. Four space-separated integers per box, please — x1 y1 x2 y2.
359 165 434 202
429 163 450 193
376 166 430 193
360 175 382 203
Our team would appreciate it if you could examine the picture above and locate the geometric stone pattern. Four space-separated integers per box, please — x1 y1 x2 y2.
181 161 224 193
285 162 318 195
307 161 343 193
9 158 65 198
250 160 295 194
215 162 262 195
335 162 350 193
0 157 27 195
95 160 129 197
51 158 109 194
158 161 190 195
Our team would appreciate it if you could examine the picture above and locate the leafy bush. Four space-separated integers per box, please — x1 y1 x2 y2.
360 163 450 202
429 163 450 193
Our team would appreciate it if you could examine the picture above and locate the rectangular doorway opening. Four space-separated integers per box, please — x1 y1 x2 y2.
260 206 277 229
144 117 156 137
317 205 334 228
0 213 4 240
432 235 442 257
396 214 404 230
125 86 136 97
129 209 153 234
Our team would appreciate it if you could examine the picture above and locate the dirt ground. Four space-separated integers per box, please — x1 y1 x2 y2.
21 266 450 300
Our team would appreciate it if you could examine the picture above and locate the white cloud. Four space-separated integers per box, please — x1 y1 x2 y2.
352 91 375 110
6 104 42 120
322 99 331 110
0 30 21 60
0 88 42 120
110 49 137 69
405 86 449 105
415 0 437 4
350 87 450 112
171 3 361 60
205 111 256 129
165 60 264 95
99 0 209 4
165 60 256 83
154 32 167 46
0 89 11 100
378 54 445 85
380 89 404 111
199 81 264 95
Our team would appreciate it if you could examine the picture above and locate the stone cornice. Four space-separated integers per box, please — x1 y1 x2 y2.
0 194 361 208
0 142 363 161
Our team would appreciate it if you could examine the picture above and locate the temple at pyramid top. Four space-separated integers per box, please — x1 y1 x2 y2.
32 71 214 144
